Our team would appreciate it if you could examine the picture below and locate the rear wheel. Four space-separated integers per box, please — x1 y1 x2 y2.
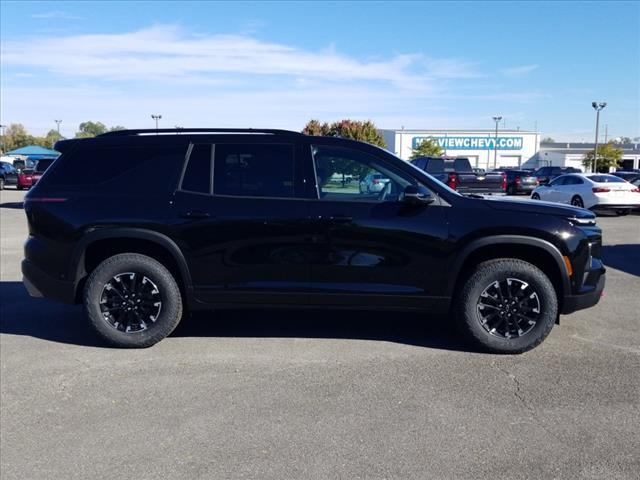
454 259 558 354
615 209 630 216
83 253 183 348
571 196 584 208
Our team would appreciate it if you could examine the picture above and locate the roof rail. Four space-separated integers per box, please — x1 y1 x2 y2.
97 128 304 137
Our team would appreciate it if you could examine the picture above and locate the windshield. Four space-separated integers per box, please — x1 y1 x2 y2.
35 160 54 172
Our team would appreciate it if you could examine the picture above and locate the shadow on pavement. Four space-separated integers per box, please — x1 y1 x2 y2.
602 244 640 277
0 281 472 352
0 202 24 209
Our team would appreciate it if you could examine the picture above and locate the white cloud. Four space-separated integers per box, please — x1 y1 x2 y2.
0 25 552 136
501 64 539 76
31 11 84 20
1 25 475 90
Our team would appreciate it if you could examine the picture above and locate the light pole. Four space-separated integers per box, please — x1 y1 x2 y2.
151 114 162 133
591 102 606 173
0 124 5 154
492 115 502 168
54 119 62 135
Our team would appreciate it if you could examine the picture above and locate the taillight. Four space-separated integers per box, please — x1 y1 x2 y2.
501 173 507 191
631 188 640 193
592 187 610 193
447 173 457 190
515 176 521 185
536 178 540 185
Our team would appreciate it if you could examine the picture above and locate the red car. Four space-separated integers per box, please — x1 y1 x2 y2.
17 169 34 190
31 159 55 185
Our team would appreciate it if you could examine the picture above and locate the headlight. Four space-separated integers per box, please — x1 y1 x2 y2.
568 216 596 227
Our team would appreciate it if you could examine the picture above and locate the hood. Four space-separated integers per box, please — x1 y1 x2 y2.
482 197 595 219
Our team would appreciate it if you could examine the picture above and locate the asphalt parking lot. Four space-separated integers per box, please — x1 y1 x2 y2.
1 188 639 480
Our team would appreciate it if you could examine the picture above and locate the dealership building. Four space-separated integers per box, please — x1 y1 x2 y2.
380 129 640 172
380 129 540 169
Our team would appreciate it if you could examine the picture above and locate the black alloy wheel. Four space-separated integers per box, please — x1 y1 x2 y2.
476 278 540 339
100 272 162 333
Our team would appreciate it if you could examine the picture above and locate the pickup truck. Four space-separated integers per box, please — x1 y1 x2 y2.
410 156 505 195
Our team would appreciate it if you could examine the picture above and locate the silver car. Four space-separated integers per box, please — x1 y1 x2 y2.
359 173 390 193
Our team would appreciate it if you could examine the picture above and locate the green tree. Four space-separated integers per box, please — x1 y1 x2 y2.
75 121 108 138
541 137 555 143
2 123 32 151
582 141 624 172
44 129 64 148
302 119 387 182
612 136 632 144
109 125 126 132
410 138 443 159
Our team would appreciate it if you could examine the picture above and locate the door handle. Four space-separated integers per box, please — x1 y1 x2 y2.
180 210 210 219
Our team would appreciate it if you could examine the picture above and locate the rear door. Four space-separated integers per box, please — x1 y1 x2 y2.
169 141 312 305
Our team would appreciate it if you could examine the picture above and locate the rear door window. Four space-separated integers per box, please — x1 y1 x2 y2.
180 144 212 194
213 143 295 198
40 144 188 193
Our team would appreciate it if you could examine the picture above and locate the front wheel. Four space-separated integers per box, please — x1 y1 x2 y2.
615 209 630 216
531 193 540 200
454 259 558 354
83 253 183 348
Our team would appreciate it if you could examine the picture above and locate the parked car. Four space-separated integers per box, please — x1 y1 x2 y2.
612 171 640 184
532 166 581 185
495 169 539 195
12 158 35 172
359 173 390 193
411 156 505 195
531 173 640 215
0 161 18 190
23 128 606 353
16 169 34 190
31 159 55 185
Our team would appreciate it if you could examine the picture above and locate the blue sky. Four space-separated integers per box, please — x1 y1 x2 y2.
1 1 638 141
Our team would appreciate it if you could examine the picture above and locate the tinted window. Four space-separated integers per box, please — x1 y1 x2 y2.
587 175 625 183
549 176 565 186
453 158 472 171
312 145 417 202
41 145 187 192
181 144 212 194
35 159 54 172
214 143 295 198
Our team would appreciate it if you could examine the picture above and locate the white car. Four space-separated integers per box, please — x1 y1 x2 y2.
531 173 640 215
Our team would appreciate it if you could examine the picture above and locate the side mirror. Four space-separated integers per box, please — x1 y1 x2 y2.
403 185 434 205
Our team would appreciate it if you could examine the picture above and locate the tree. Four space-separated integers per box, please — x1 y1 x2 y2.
44 129 64 148
410 138 443 159
612 136 632 144
582 141 624 172
109 125 126 132
302 119 387 182
541 137 555 143
2 123 32 151
302 119 386 148
75 121 108 138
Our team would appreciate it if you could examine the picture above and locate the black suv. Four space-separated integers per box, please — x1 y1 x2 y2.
22 129 605 353
533 166 582 185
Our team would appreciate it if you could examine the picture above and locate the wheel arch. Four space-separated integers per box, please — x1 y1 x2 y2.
448 235 571 303
70 228 192 303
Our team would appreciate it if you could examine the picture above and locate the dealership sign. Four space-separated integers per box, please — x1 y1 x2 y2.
412 136 524 150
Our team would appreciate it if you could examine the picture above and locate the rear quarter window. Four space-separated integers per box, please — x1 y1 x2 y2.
40 144 188 193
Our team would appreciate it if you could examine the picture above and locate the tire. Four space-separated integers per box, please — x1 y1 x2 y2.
0 178 4 190
571 196 584 208
83 253 183 348
454 259 558 354
615 209 630 216
531 193 540 200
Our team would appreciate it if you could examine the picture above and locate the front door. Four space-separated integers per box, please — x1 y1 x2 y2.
304 144 450 309
168 141 312 305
